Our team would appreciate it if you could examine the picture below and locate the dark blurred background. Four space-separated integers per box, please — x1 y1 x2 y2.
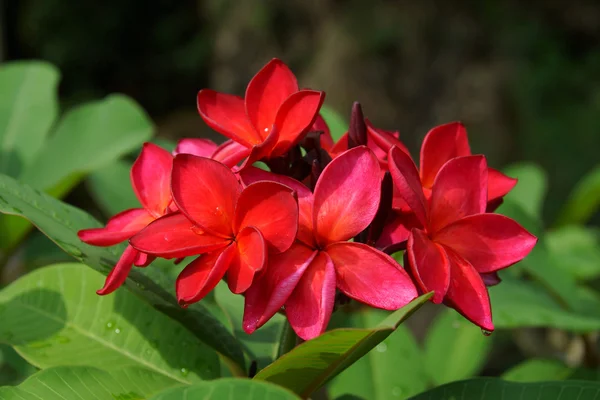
2 0 599 224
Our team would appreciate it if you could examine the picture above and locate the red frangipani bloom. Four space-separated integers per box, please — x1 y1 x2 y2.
78 143 174 295
240 146 418 340
388 146 537 331
197 58 325 166
129 155 299 305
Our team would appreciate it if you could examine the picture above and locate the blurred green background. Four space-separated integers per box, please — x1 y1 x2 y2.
2 0 599 225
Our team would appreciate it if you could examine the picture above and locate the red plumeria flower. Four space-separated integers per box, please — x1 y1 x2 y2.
78 143 174 295
197 58 325 167
129 155 299 304
388 146 537 331
239 147 418 340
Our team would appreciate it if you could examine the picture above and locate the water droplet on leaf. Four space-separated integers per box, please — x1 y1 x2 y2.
106 321 115 329
481 329 492 336
180 367 189 377
392 387 402 397
376 343 387 353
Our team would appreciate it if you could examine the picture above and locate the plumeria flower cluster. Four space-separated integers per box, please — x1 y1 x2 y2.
79 58 537 340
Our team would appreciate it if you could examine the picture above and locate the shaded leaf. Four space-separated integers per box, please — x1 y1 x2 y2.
87 160 139 216
546 226 600 281
502 163 547 221
150 378 300 400
556 165 600 226
502 359 572 382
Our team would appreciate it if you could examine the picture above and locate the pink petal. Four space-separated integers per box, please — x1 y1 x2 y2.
327 242 418 309
387 146 428 227
376 210 422 253
420 122 471 188
233 181 298 253
239 167 315 247
313 114 334 151
243 243 318 334
129 213 230 258
444 248 494 332
227 226 267 294
174 138 218 158
171 154 241 237
176 244 236 306
78 208 154 246
407 229 450 303
245 59 299 136
366 119 410 156
131 143 173 217
433 213 537 273
285 251 337 340
270 90 325 157
197 89 260 146
313 146 381 246
97 245 138 295
212 140 251 168
429 155 488 234
488 167 518 202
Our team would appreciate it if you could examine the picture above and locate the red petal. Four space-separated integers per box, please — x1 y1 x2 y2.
243 243 317 333
407 229 450 303
313 115 334 151
366 119 410 156
233 181 298 253
131 143 173 217
174 138 218 158
129 213 230 258
171 154 241 237
270 90 325 157
329 133 349 158
238 126 280 168
212 140 250 168
429 155 488 233
133 252 155 267
239 167 315 247
388 146 428 227
488 167 517 202
376 210 421 253
285 251 337 340
444 248 494 332
327 242 418 309
433 213 537 273
78 208 154 246
245 59 299 136
176 244 236 306
197 89 260 146
97 245 138 295
227 226 267 294
420 122 471 188
313 146 381 246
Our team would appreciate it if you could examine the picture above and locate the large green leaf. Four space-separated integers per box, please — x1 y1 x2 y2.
546 226 600 281
0 172 246 372
0 263 219 383
150 378 300 399
0 61 59 177
253 293 432 398
87 160 139 216
424 309 492 385
502 163 548 221
327 308 428 400
556 165 600 226
408 378 600 400
0 366 178 400
21 94 152 192
320 104 348 142
502 359 572 383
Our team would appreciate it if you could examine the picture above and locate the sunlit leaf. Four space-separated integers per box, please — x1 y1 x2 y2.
502 359 572 382
546 226 600 281
502 163 547 221
320 104 348 142
556 165 600 226
87 160 139 216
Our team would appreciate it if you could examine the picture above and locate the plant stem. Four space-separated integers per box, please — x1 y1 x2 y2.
276 320 298 359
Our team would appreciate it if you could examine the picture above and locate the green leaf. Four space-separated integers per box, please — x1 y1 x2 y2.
502 163 548 220
0 366 178 400
502 359 572 382
546 226 600 281
496 198 543 238
0 61 59 177
320 104 348 142
556 165 600 226
0 263 219 383
408 378 600 400
490 278 600 332
87 160 139 216
327 308 428 400
253 293 432 398
150 378 300 400
424 309 492 385
21 94 153 192
0 172 246 372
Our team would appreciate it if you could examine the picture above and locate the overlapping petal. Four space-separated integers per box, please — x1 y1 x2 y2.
313 147 381 245
488 167 518 201
212 140 250 168
407 229 450 303
174 138 218 158
366 119 410 157
429 155 487 233
285 251 336 340
97 245 138 295
327 242 418 309
227 226 267 294
434 213 537 273
131 143 173 217
313 115 334 151
171 154 241 237
78 208 154 246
